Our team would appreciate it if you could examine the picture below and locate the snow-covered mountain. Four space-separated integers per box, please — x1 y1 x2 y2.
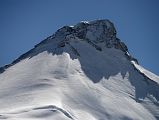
0 19 159 120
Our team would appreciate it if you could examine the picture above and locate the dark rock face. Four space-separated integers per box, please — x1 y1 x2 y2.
54 20 129 53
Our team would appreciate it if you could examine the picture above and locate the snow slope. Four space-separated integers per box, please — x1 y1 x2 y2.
0 20 159 120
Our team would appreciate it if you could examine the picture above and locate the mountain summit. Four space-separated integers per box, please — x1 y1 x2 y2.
0 19 159 120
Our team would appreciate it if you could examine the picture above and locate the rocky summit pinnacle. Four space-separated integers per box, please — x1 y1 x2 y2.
55 19 128 52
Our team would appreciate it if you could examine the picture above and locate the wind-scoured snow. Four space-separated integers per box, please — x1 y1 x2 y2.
132 61 159 84
0 19 159 120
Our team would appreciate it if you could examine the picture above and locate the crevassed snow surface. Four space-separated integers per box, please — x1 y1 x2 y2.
0 20 159 120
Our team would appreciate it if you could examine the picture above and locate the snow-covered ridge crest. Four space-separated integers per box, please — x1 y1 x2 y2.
0 19 141 73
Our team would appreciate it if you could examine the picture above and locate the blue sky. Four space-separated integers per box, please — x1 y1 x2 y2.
0 0 159 75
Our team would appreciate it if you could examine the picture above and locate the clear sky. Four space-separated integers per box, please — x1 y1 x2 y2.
0 0 159 75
